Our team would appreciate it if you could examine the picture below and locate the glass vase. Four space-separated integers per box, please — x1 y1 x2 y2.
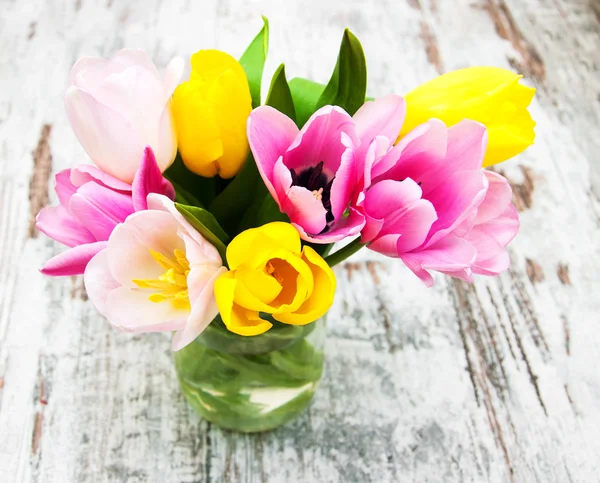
174 315 326 433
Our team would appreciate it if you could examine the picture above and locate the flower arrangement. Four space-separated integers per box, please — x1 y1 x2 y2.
37 19 534 432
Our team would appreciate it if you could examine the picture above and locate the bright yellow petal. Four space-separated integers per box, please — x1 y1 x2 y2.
190 50 248 86
226 223 302 270
208 70 252 178
172 80 222 177
401 67 535 165
266 250 313 314
274 246 336 326
235 267 282 305
214 271 272 336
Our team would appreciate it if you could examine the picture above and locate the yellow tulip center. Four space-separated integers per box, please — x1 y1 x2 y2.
133 249 190 310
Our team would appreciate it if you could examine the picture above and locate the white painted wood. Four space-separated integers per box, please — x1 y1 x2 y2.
1 0 599 481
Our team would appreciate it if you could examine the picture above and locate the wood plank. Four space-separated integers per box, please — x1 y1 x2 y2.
0 0 599 481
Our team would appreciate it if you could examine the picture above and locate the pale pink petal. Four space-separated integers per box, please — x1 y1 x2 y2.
36 205 96 247
283 105 358 175
70 164 132 192
475 171 513 224
40 241 107 276
272 157 293 206
55 169 78 207
163 56 185 98
364 178 423 220
172 266 227 351
147 194 223 264
471 203 520 248
298 207 365 243
105 287 188 332
361 135 391 196
401 235 476 287
83 249 120 316
248 106 299 203
65 86 145 183
154 105 178 173
425 170 488 247
132 147 176 211
69 183 134 240
107 210 183 287
282 186 328 235
353 94 406 154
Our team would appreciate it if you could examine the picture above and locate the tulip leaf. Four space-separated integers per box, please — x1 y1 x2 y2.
164 154 217 207
175 203 229 263
289 77 325 127
209 154 263 235
265 64 296 121
315 29 367 116
240 16 269 108
238 192 289 232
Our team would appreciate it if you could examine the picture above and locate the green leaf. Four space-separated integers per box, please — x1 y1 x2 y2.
315 29 367 116
265 64 296 121
175 203 229 263
209 154 264 235
169 179 204 208
238 192 289 232
239 16 269 108
289 77 325 127
163 154 218 207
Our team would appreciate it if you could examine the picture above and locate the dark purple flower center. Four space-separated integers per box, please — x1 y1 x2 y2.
290 161 335 228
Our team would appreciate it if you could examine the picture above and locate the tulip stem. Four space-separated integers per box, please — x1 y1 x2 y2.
323 238 364 267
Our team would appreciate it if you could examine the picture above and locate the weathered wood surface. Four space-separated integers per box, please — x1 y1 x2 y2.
1 0 599 481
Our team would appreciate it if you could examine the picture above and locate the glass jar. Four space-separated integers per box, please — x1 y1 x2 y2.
174 315 326 433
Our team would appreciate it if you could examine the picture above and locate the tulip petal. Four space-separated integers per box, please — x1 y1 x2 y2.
106 210 183 287
214 272 273 336
105 287 188 332
330 135 358 221
274 246 336 325
36 205 96 248
283 105 357 175
83 249 120 316
69 183 134 241
70 164 132 192
425 170 488 247
297 207 365 244
353 94 406 155
65 86 145 183
247 106 299 202
40 241 107 276
163 56 185 98
281 186 328 235
132 146 176 211
172 266 226 351
55 169 78 207
475 171 513 224
401 235 476 287
226 221 301 270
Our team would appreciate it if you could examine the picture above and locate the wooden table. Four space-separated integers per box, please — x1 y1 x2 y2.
1 0 599 481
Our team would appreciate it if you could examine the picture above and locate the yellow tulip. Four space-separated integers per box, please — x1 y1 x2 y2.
400 67 536 166
214 222 336 336
172 50 252 178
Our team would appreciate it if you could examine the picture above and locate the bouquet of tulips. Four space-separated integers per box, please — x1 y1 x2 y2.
37 19 534 431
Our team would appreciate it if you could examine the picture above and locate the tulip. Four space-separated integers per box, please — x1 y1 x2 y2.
400 67 536 166
172 50 252 178
214 222 336 336
84 193 227 350
360 117 519 286
247 95 406 243
65 49 183 183
37 147 175 276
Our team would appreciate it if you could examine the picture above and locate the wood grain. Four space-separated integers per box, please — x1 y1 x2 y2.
0 0 599 481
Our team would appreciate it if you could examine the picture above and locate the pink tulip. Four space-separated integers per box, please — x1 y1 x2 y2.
65 49 183 183
247 95 406 243
360 118 519 286
37 147 175 276
84 194 227 351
